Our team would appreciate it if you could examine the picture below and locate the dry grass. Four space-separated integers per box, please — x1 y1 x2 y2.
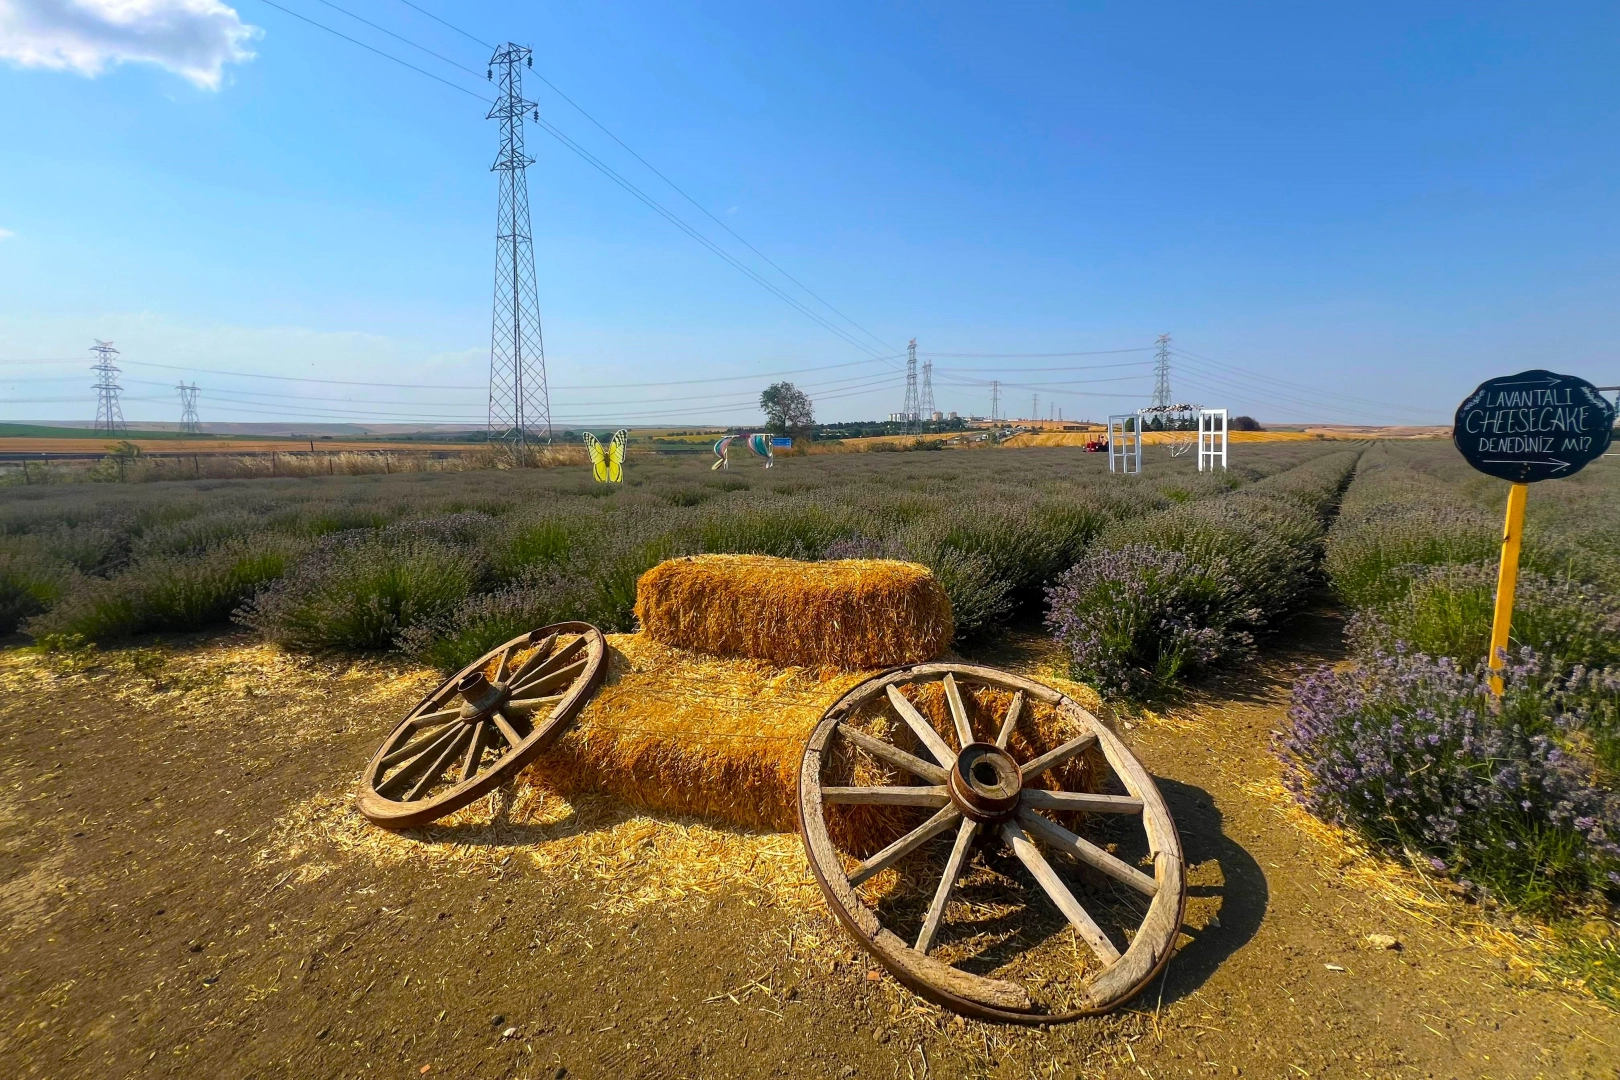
1237 771 1620 1004
266 785 829 919
634 555 953 669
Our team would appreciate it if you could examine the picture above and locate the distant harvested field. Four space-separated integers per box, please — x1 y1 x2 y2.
1003 429 1335 447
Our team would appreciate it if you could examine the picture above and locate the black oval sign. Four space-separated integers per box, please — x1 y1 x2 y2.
1454 370 1615 483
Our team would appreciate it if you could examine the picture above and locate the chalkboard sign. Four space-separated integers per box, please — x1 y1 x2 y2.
1454 370 1615 483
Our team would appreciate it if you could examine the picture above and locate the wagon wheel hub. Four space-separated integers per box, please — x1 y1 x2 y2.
455 670 511 721
798 664 1187 1024
948 742 1020 823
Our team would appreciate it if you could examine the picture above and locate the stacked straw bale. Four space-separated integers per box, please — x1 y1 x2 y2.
633 555 953 670
526 635 1103 853
525 634 868 834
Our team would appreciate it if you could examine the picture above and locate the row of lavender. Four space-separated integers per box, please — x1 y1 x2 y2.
1281 442 1620 913
1045 449 1362 697
5 446 1349 668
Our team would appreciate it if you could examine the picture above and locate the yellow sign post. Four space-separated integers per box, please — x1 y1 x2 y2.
1454 370 1616 696
1486 481 1528 696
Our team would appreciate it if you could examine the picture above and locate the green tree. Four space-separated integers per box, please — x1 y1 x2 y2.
760 381 815 436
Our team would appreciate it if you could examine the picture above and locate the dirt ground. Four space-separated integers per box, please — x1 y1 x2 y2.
1 609 1615 1080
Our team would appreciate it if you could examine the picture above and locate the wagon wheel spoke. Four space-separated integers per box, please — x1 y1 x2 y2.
511 636 586 695
995 691 1025 750
493 642 514 686
506 631 559 687
376 722 463 797
821 785 950 807
1000 819 1122 965
406 725 473 801
836 723 947 784
942 673 973 747
505 693 564 715
849 806 961 888
885 684 955 765
1020 730 1098 783
514 657 589 698
1019 790 1144 815
458 720 487 782
491 709 527 751
1017 808 1158 897
379 721 458 770
916 818 980 954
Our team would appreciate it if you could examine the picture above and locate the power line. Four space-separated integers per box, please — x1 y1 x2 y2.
376 0 900 357
532 114 898 363
254 0 902 369
922 348 1153 359
389 0 493 49
0 353 906 392
1168 347 1435 416
251 0 490 102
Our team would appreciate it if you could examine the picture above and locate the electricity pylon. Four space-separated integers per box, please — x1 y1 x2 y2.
178 382 200 434
1151 334 1172 409
919 345 935 421
901 338 920 431
990 380 1000 422
91 340 124 435
486 43 551 449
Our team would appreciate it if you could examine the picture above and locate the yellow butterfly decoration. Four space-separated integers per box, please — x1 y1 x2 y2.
582 429 628 483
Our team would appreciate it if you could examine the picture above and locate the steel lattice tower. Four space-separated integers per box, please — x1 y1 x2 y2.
989 380 1000 422
178 382 200 434
91 340 125 435
486 43 551 448
901 338 920 430
919 347 935 421
1151 334 1172 409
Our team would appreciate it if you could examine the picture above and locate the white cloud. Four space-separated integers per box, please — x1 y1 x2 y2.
0 228 14 242
0 0 259 89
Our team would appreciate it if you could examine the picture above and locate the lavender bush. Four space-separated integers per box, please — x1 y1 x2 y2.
1349 562 1620 672
1046 451 1360 698
1280 647 1620 912
1046 544 1254 698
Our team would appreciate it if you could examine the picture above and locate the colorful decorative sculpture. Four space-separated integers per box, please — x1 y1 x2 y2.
583 429 628 483
712 433 776 470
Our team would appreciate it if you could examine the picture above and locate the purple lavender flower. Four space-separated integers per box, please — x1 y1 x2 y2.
1278 646 1620 912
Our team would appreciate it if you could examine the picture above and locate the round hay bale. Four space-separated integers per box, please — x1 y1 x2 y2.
633 555 952 670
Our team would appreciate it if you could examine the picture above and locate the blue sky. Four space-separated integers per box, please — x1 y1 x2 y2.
1 1 1617 428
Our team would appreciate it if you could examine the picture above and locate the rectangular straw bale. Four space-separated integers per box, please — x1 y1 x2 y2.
633 555 953 670
525 633 871 836
525 634 1106 856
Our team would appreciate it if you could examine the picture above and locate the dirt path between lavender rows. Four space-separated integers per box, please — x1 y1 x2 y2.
0 608 1614 1080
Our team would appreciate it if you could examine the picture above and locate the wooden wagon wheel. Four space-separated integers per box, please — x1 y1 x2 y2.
798 663 1186 1023
356 622 607 829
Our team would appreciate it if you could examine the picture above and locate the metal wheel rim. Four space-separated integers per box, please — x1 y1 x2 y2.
798 662 1187 1023
357 621 607 829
